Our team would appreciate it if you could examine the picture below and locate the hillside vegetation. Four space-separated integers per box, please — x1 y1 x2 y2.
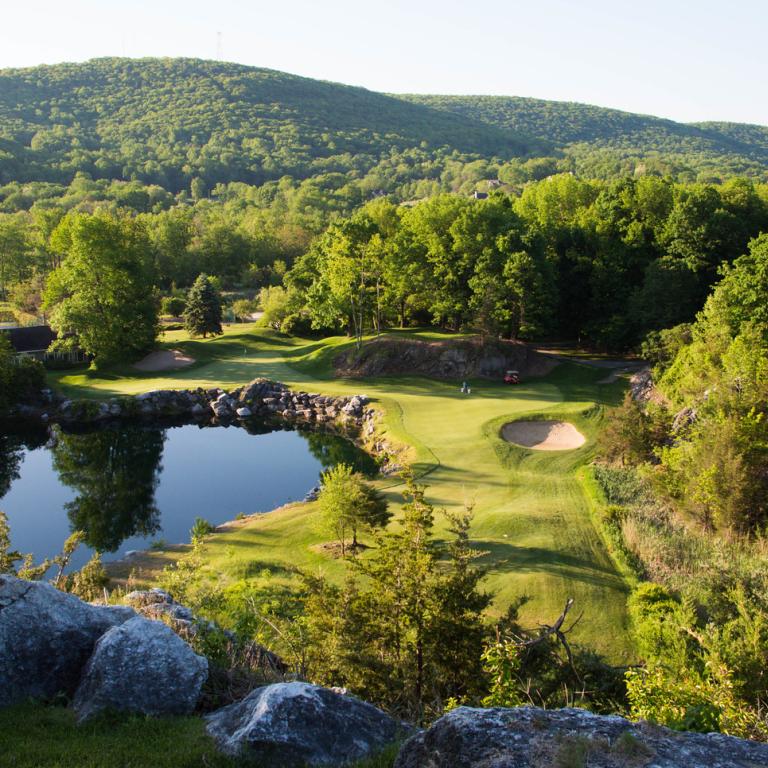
1 57 768 206
0 57 537 192
401 94 768 181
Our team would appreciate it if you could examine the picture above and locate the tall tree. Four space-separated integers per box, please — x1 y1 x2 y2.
43 212 158 365
0 215 30 300
183 273 223 338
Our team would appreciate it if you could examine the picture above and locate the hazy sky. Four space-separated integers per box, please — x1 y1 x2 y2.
1 0 766 125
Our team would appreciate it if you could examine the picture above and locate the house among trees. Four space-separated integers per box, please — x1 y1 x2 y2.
471 191 489 199
5 326 57 359
4 325 86 364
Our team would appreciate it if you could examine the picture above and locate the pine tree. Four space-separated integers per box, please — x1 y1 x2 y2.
183 274 223 338
304 475 490 722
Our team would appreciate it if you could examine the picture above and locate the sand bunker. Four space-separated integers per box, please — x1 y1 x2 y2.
134 349 195 372
501 420 586 451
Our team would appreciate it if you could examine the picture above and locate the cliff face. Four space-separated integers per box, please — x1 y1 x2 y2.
334 336 556 380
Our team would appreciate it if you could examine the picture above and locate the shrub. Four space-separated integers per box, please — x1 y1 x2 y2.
160 296 186 316
190 517 216 542
10 356 46 400
280 312 313 336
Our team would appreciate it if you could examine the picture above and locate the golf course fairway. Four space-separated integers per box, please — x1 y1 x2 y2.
51 326 634 662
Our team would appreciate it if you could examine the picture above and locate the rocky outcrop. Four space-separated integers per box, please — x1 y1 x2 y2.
73 615 208 721
394 706 768 768
334 336 556 380
125 588 199 629
205 681 408 766
124 588 287 676
672 405 697 433
629 366 654 402
0 574 134 707
19 378 373 432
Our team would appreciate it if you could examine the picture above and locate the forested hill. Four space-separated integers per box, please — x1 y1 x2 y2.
1 57 768 199
0 57 539 191
399 94 768 180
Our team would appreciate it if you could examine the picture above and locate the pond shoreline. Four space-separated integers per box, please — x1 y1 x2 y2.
3 377 408 579
7 377 405 474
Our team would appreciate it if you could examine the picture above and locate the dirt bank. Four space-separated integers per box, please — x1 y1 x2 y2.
334 336 557 380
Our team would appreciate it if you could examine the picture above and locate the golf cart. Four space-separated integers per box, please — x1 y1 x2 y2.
503 369 520 385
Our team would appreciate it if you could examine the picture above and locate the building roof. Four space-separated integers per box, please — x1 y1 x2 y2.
4 325 57 353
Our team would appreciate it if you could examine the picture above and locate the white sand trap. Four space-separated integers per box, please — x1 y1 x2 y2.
134 349 195 372
501 420 586 451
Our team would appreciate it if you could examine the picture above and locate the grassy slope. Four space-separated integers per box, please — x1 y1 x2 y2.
52 325 633 661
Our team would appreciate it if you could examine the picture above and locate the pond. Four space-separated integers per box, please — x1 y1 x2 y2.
0 421 376 571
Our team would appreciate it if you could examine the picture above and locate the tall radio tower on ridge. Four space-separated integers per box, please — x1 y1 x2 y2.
216 31 223 61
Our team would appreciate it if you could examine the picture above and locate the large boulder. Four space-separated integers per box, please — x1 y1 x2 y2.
0 574 134 707
206 682 408 766
394 706 768 768
73 615 208 721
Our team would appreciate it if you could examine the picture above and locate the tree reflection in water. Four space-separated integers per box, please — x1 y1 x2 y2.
303 429 379 477
0 426 48 498
51 425 166 553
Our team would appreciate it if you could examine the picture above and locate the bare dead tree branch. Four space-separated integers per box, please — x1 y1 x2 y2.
515 597 582 681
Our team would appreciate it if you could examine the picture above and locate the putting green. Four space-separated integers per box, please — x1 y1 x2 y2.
51 327 634 661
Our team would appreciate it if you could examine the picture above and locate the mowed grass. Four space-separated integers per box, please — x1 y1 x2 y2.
52 327 634 661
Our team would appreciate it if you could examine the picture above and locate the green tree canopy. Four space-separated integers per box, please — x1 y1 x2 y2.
42 212 158 365
316 463 390 555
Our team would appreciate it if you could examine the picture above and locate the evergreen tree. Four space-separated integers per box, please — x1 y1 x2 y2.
183 273 223 338
304 475 490 722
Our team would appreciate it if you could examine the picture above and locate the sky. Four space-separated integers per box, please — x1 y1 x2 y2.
0 0 766 125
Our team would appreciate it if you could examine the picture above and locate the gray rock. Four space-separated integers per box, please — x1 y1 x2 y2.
206 682 408 766
211 401 232 419
73 615 208 721
0 574 135 707
236 406 252 418
125 588 196 626
394 706 768 768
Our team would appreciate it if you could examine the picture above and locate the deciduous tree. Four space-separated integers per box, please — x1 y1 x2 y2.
43 212 158 365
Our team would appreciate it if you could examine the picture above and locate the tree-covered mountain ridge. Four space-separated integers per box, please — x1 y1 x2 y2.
399 94 768 179
0 57 539 191
1 57 768 193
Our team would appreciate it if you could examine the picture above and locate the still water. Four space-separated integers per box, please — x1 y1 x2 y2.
0 421 375 570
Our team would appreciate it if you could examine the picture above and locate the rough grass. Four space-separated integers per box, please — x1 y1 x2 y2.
0 703 400 768
0 703 242 768
50 327 634 661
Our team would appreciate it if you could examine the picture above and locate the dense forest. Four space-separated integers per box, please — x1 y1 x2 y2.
401 94 768 182
5 173 766 358
592 233 768 738
0 58 536 195
2 57 768 212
